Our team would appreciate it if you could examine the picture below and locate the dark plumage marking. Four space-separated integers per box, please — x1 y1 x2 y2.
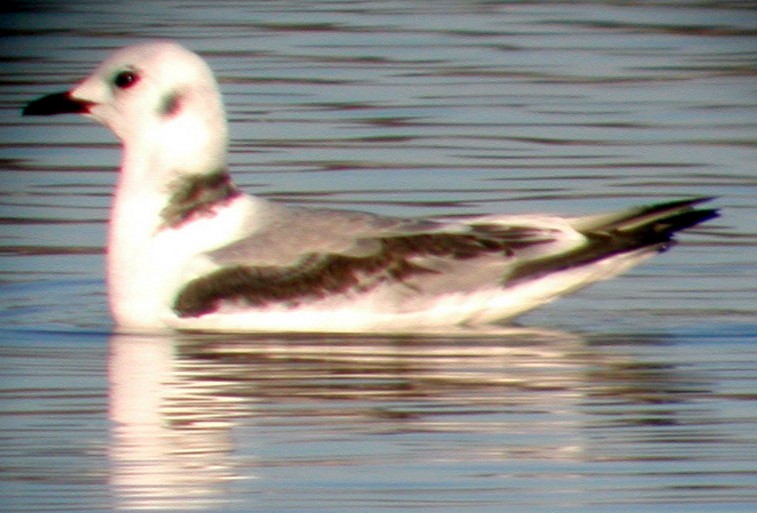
506 201 719 285
160 170 241 229
172 198 718 319
159 90 182 117
172 228 555 318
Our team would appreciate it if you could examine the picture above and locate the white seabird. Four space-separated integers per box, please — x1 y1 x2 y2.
23 41 718 333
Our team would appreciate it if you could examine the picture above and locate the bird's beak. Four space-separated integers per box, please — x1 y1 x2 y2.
22 91 93 116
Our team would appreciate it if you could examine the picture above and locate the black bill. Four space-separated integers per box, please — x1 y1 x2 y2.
23 91 93 116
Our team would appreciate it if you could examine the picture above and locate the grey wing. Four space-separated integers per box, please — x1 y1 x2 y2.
208 205 445 267
171 197 717 319
172 205 557 318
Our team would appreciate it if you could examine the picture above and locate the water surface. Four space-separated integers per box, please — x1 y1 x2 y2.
0 1 755 512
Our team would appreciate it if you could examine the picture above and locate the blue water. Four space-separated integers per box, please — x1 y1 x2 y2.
1 1 756 511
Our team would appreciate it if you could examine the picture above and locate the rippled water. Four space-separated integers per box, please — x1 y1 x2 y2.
1 1 756 512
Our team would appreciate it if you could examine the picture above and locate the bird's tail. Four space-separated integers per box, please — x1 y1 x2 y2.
505 197 719 287
570 197 719 239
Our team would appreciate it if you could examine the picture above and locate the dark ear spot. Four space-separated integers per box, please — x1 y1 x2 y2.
159 91 183 117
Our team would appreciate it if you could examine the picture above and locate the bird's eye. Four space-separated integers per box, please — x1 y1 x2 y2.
114 70 140 89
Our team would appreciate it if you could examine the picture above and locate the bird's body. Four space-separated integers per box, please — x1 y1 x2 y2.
23 42 718 333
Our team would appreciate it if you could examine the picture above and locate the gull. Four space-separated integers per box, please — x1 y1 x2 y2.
23 41 718 333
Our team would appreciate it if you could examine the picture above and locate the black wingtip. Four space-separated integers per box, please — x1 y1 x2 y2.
22 91 92 116
638 196 717 217
682 196 718 209
657 206 720 236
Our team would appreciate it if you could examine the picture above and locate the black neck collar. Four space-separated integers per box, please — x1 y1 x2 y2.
160 170 241 229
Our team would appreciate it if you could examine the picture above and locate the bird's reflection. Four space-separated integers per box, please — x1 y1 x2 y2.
108 333 246 510
107 327 710 510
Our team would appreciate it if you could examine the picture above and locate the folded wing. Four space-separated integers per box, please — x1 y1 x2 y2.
172 198 718 319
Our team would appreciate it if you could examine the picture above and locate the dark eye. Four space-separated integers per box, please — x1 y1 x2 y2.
114 70 139 89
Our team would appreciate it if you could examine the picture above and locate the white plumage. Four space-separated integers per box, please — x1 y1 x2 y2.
23 42 718 333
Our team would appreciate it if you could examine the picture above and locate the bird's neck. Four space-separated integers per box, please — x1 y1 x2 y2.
112 129 230 229
159 169 242 229
119 108 229 187
106 123 233 326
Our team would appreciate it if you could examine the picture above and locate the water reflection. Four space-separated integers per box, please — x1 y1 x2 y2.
2 1 753 510
107 328 713 510
108 334 245 510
